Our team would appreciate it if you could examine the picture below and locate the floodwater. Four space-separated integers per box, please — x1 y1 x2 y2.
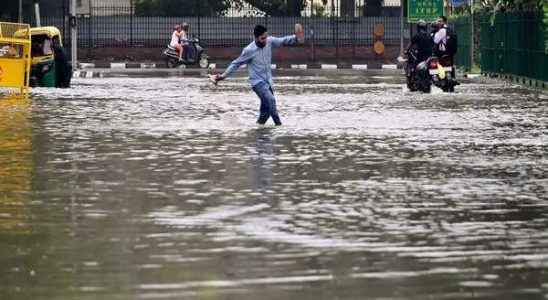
1 70 547 300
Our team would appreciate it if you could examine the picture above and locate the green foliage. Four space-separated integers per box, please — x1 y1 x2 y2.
135 0 307 17
311 2 327 17
478 0 547 53
241 0 307 16
135 0 233 17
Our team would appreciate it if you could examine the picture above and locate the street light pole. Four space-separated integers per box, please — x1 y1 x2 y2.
400 0 404 55
470 0 474 69
34 3 41 27
18 0 23 22
71 0 78 69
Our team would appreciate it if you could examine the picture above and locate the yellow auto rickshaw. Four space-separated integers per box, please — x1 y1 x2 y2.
16 26 71 88
0 22 31 99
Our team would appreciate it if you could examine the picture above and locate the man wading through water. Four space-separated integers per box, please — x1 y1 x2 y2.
209 24 305 127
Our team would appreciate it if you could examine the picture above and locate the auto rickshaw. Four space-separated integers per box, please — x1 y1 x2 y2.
0 22 31 99
16 26 71 88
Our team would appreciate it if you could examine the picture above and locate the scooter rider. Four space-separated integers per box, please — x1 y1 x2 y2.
180 23 191 60
170 25 184 61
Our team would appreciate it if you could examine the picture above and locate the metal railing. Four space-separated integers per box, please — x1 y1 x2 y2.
37 0 403 47
480 12 547 82
452 16 472 70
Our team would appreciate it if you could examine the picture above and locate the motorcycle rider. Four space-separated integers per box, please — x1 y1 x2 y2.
433 16 448 58
437 15 458 62
170 24 184 61
405 19 433 75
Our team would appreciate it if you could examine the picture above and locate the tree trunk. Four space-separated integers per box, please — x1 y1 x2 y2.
340 0 355 18
364 0 382 16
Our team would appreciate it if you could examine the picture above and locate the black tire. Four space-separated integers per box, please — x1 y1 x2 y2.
408 83 418 92
199 56 210 69
447 81 455 92
166 57 178 68
441 83 454 93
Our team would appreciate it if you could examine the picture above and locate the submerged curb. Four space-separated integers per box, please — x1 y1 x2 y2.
75 62 403 71
71 64 483 82
72 70 106 78
71 62 401 78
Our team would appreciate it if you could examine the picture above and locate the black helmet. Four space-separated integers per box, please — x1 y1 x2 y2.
417 19 427 31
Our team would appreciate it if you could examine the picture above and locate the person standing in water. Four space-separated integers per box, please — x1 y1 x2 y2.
210 24 304 127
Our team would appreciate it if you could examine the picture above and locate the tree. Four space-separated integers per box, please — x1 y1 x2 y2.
363 0 382 16
476 0 547 53
340 0 355 18
0 0 65 21
240 0 307 16
135 0 233 17
0 1 18 21
0 0 37 22
311 2 328 17
134 0 309 17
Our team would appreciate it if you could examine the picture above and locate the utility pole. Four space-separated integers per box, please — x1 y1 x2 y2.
71 0 78 69
18 0 23 22
470 0 474 69
400 0 404 55
34 3 41 27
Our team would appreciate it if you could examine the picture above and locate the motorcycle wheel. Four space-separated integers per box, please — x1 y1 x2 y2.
166 57 178 69
422 84 431 93
442 83 455 93
199 56 210 69
407 81 417 92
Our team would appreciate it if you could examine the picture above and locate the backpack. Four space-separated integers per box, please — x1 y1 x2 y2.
445 27 458 56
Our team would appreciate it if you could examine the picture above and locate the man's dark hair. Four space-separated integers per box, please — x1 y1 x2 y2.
439 15 447 23
254 25 268 38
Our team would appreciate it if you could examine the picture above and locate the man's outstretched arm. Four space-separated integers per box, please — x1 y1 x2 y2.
270 24 304 48
210 47 254 85
269 35 297 48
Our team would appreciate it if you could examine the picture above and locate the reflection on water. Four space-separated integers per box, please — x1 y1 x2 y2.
0 73 547 299
0 98 34 299
0 98 32 234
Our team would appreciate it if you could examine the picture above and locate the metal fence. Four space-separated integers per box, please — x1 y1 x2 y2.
452 16 472 70
480 12 547 81
38 1 403 47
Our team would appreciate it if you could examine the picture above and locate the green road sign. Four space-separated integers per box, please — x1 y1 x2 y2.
408 0 444 23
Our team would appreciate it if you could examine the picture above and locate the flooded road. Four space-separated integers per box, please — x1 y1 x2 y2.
1 70 547 299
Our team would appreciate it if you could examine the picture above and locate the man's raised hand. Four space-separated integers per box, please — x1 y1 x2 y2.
295 24 305 44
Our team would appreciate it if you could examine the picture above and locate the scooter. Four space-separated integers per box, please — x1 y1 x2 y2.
163 38 210 69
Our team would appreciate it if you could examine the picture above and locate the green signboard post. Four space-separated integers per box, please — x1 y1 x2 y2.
408 0 445 23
